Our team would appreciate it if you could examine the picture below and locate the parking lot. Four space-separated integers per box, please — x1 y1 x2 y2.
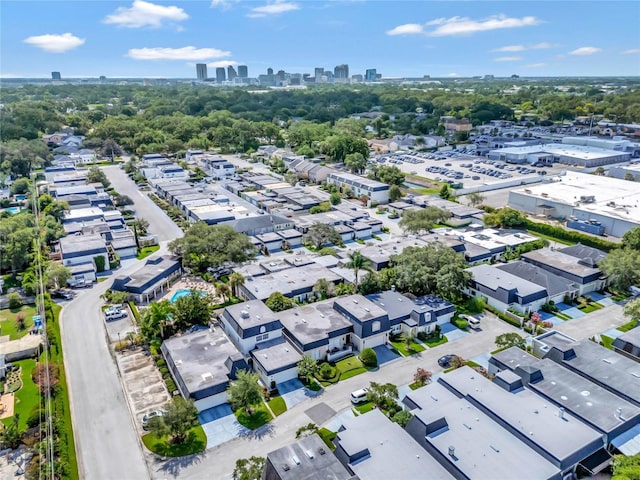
374 150 567 190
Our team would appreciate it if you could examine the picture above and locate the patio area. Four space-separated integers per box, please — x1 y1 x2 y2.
161 278 222 304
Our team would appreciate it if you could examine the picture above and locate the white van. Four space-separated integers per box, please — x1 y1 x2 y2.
464 315 481 330
350 388 369 404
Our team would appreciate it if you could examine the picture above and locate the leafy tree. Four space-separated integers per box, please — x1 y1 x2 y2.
45 262 71 290
295 423 319 439
173 291 214 330
141 299 175 340
10 177 31 195
228 272 245 298
313 278 335 299
600 248 640 291
345 251 371 287
391 243 470 298
169 223 256 273
495 333 526 350
0 415 22 449
113 193 134 207
344 152 367 174
94 255 106 273
329 192 342 205
130 218 150 236
366 382 398 411
611 453 640 480
336 282 356 296
296 145 315 158
148 397 198 445
42 199 69 222
439 184 453 200
227 370 263 415
309 201 332 214
304 222 342 249
233 456 266 480
391 409 413 428
622 226 640 250
296 356 319 381
483 207 527 228
265 291 294 312
360 347 377 367
388 184 403 202
413 367 432 386
467 191 485 207
1 138 50 177
86 167 111 188
368 165 405 185
623 298 640 322
398 207 451 234
101 139 124 159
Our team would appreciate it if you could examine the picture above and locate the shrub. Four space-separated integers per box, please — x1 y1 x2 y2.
360 348 377 367
391 410 412 428
159 367 169 376
525 219 617 252
8 292 21 309
27 409 44 428
416 331 427 341
320 363 334 380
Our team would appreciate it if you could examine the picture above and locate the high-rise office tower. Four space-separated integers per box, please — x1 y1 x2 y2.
334 64 349 79
196 63 208 80
276 70 285 81
216 67 226 83
267 67 274 75
51 71 61 80
365 69 377 82
227 65 237 81
238 65 248 78
314 67 324 81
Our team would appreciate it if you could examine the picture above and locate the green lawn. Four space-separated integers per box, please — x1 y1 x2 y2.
600 334 615 350
409 381 424 390
390 340 425 356
268 396 287 417
528 231 575 246
142 425 206 457
424 336 448 347
315 364 340 386
336 356 367 380
136 245 160 260
2 359 39 430
353 401 374 415
555 312 572 321
466 360 481 368
317 428 337 451
578 303 604 314
618 320 638 333
0 305 37 340
235 403 273 430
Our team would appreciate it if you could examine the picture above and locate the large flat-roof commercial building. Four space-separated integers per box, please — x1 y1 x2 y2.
509 172 640 237
488 142 630 167
326 172 389 205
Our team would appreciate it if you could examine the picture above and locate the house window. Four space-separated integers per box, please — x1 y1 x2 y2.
372 321 381 332
256 333 269 342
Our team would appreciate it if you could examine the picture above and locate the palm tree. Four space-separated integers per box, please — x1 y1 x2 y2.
346 251 371 287
228 272 245 299
143 300 174 340
216 282 231 304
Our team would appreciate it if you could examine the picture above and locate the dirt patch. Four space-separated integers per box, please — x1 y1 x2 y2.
0 393 15 419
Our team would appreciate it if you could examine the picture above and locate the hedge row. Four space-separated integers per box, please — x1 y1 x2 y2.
485 304 522 328
525 220 618 252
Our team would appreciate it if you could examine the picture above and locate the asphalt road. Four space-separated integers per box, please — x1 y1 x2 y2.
61 166 184 480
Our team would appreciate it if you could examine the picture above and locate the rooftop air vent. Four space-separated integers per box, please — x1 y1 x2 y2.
292 455 301 465
282 464 290 472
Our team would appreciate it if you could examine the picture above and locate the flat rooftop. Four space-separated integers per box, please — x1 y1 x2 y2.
118 256 179 289
244 265 342 301
251 338 301 374
162 328 242 395
337 409 452 480
406 381 560 480
522 249 601 278
333 295 388 322
59 233 107 255
545 340 640 406
224 300 280 331
63 207 104 221
279 300 352 347
265 434 353 480
493 348 640 435
328 171 388 189
435 227 538 252
494 143 626 160
511 173 640 223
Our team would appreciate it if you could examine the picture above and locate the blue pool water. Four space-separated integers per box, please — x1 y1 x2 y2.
170 289 205 302
4 207 20 215
14 194 27 201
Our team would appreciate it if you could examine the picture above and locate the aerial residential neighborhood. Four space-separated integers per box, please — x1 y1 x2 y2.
1 2 640 479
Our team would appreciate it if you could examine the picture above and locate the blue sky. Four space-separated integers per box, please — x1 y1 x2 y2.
1 0 639 78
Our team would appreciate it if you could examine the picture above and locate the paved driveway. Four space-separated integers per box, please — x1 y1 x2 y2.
373 345 401 364
199 404 248 449
277 379 312 409
441 323 470 342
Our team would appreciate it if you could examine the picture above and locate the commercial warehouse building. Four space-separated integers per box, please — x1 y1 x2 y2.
509 173 640 237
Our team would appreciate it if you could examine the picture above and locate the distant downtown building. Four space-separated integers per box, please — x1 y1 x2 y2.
227 65 237 81
334 64 349 79
237 65 248 78
365 68 377 81
195 63 207 81
215 67 226 83
51 71 61 80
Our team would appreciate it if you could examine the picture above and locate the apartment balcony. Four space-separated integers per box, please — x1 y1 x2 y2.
327 344 354 362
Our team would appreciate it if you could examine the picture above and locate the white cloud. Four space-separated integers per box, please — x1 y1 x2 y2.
492 42 553 52
425 14 540 37
207 60 239 68
525 63 546 68
211 0 238 9
127 46 230 61
447 73 459 77
23 33 85 53
104 0 188 28
386 23 424 36
569 46 601 56
493 45 526 52
494 56 522 62
621 49 640 55
247 1 300 18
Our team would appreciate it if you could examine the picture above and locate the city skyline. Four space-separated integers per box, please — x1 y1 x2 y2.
1 1 639 79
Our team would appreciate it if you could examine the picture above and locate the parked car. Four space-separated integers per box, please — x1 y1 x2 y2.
438 354 458 368
350 388 369 404
142 410 164 430
51 289 74 300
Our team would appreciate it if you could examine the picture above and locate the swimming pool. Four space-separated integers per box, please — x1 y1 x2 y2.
170 289 206 303
4 207 20 215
